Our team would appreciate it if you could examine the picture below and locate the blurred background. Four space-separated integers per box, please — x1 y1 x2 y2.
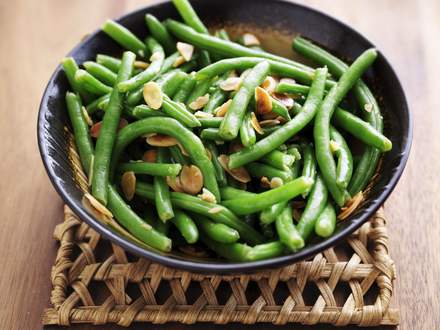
0 1 439 329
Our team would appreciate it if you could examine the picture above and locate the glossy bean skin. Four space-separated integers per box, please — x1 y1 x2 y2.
118 161 182 177
200 128 221 141
259 201 287 225
300 141 317 196
199 117 223 128
162 96 201 128
75 69 113 95
170 210 199 244
275 205 305 252
145 14 176 55
330 126 353 189
193 215 240 243
102 19 147 57
240 112 257 147
169 145 189 165
132 105 166 119
260 149 295 171
154 148 174 221
85 94 110 115
246 162 293 182
314 202 337 238
205 142 227 187
62 57 93 101
172 74 197 103
96 54 121 73
185 78 213 107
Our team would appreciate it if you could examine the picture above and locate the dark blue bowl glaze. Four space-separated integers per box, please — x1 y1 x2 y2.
38 0 411 273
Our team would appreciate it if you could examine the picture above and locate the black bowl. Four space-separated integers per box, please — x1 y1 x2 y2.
38 0 411 273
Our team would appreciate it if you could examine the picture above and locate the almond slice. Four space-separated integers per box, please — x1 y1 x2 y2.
197 188 217 204
134 60 149 69
250 112 264 135
189 94 210 110
180 165 204 195
272 92 294 109
121 171 136 201
178 143 189 156
83 193 113 218
205 148 212 160
279 77 296 85
270 177 283 189
260 119 281 127
338 192 364 220
329 140 340 153
172 55 186 68
195 111 214 118
90 119 127 138
261 76 278 93
260 176 271 189
143 81 163 109
150 51 164 62
166 175 184 192
242 33 260 46
143 149 157 163
146 134 178 147
215 99 232 117
364 103 373 112
255 86 273 115
219 77 242 91
208 206 224 214
81 106 93 126
218 154 251 183
176 42 194 61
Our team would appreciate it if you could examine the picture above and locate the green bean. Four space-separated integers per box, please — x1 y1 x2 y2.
156 71 188 97
296 175 328 241
158 52 180 74
221 176 313 215
62 57 93 101
107 185 171 252
145 14 176 54
314 202 337 238
132 105 165 119
216 29 230 41
170 210 199 244
169 145 188 165
219 61 270 140
330 126 353 189
154 148 174 221
204 88 228 114
200 128 221 141
75 69 112 95
199 117 223 128
260 201 287 225
240 112 257 147
220 186 256 200
92 51 136 204
300 141 317 196
65 92 94 174
246 241 285 261
260 149 295 171
228 67 327 169
117 37 165 92
162 96 201 127
118 161 182 177
172 74 197 103
205 142 227 187
275 205 304 252
271 97 291 120
314 49 377 206
275 81 311 95
246 162 293 182
135 182 264 245
96 54 121 73
186 78 213 107
200 236 251 261
111 117 220 202
86 94 110 115
83 61 117 86
102 19 147 57
193 215 239 243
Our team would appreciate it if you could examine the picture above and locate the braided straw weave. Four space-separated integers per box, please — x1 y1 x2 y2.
42 205 398 327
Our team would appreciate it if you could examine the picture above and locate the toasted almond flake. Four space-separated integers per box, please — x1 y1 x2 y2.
228 140 244 153
261 76 278 93
166 175 184 192
81 106 93 126
242 33 260 46
329 140 340 153
180 165 204 195
83 193 113 218
293 209 302 222
338 192 364 220
150 51 164 62
260 119 281 127
88 155 94 186
176 42 194 61
250 112 264 135
364 103 373 112
270 177 283 189
272 92 294 109
121 171 136 201
90 121 102 138
255 86 273 115
172 55 186 68
218 154 251 183
143 82 163 109
178 143 189 156
260 176 271 188
215 99 232 117
276 116 287 124
205 148 212 160
143 149 157 163
146 134 178 147
280 78 296 85
219 77 242 91
134 60 149 69
198 188 217 203
189 94 210 110
195 111 214 118
208 206 224 214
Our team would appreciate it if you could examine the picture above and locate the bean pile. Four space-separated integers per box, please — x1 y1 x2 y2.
63 0 392 261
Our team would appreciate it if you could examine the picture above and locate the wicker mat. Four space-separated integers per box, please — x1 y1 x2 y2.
42 205 398 327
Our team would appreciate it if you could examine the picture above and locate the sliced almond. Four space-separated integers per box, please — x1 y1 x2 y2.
83 193 113 218
260 176 271 189
121 171 136 201
250 112 264 135
143 82 163 109
172 55 186 68
261 76 278 93
261 111 280 120
272 92 294 109
81 106 93 126
242 33 260 46
146 134 178 147
329 140 340 154
197 188 217 204
178 143 189 156
219 77 242 91
195 111 214 118
208 206 224 214
189 94 210 110
150 51 164 62
255 86 273 115
280 78 296 85
176 42 194 61
228 140 244 153
180 165 204 195
270 177 283 189
215 99 232 117
218 154 251 183
90 118 126 138
364 103 373 112
260 119 281 127
338 192 364 220
166 175 184 192
205 148 212 160
134 60 149 69
143 149 157 163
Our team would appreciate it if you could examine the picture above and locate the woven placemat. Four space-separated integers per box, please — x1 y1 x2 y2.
42 205 398 327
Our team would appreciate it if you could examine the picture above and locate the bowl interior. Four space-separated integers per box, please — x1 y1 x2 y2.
38 0 411 273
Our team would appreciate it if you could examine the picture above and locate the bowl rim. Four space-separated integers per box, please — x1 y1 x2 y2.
37 0 412 273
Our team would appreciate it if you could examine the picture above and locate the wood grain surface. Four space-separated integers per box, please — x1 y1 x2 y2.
0 1 438 329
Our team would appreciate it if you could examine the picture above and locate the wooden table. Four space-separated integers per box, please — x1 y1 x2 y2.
1 1 438 329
